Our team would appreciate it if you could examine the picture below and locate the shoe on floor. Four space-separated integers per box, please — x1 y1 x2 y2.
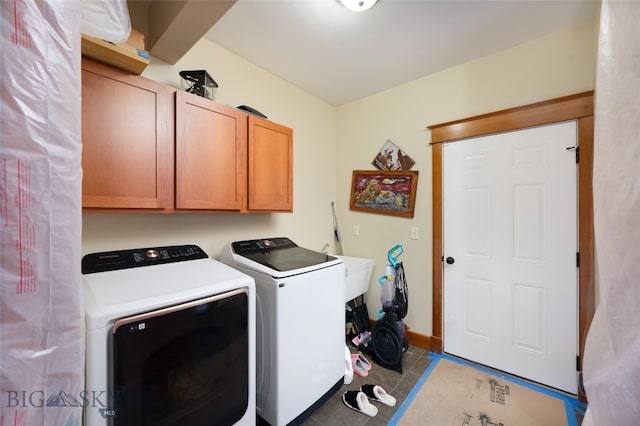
360 384 396 407
352 358 369 377
351 353 372 371
342 390 378 417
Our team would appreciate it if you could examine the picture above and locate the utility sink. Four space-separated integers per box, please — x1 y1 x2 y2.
336 255 375 302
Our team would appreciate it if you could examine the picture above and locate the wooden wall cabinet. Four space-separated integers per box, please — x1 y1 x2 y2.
82 58 293 213
81 58 171 209
248 116 293 212
175 90 247 210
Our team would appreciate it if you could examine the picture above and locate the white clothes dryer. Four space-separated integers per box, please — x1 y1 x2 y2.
82 245 256 426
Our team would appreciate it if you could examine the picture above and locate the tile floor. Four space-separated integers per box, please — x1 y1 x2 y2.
301 344 431 426
300 344 585 426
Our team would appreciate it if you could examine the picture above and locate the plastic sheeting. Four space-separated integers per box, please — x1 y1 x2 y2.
81 0 130 43
0 1 84 424
0 0 131 424
582 1 640 425
0 1 83 424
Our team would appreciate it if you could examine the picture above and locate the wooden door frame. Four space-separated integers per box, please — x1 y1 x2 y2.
428 91 595 398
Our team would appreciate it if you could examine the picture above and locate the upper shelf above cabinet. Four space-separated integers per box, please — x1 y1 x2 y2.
81 58 293 214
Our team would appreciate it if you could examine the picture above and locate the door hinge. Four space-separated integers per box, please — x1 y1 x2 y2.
577 252 580 267
577 355 581 370
566 146 579 163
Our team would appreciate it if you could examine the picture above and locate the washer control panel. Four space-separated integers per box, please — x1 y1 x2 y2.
232 237 296 255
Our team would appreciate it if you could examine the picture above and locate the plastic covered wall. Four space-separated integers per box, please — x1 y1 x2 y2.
0 0 84 426
1 0 127 424
0 1 83 424
582 0 640 424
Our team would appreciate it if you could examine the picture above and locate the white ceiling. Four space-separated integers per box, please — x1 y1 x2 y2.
204 0 599 106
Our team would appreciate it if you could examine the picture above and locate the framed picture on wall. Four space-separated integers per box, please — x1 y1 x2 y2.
349 170 419 218
372 140 415 171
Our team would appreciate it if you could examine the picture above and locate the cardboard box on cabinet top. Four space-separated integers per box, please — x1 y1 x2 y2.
81 29 149 75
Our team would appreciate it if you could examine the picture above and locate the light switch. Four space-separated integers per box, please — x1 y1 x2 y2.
411 226 419 240
352 225 360 236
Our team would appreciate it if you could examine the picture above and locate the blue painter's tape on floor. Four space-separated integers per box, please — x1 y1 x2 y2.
388 352 441 425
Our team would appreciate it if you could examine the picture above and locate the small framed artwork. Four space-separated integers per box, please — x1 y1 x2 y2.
372 140 415 171
349 170 419 218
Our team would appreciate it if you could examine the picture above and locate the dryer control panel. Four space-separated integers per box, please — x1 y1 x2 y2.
82 245 208 274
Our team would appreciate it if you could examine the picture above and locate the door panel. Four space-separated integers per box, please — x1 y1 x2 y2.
463 277 491 338
512 282 545 353
513 183 546 262
443 121 577 393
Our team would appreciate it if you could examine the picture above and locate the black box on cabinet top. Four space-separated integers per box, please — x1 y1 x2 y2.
179 70 218 100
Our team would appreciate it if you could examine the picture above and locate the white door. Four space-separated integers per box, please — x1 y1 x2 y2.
443 121 578 393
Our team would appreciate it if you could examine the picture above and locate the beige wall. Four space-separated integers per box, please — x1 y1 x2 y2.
335 20 596 336
82 20 596 337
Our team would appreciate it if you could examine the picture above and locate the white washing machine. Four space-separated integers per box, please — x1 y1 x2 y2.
220 238 345 426
82 245 256 426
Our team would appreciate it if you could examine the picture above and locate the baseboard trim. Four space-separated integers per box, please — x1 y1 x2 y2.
368 319 439 353
429 335 443 353
406 328 431 350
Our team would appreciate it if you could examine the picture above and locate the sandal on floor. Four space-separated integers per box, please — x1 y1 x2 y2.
352 358 369 377
360 384 396 407
351 353 372 371
342 391 378 417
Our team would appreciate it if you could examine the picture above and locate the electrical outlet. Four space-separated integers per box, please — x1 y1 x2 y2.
352 225 360 236
411 226 419 240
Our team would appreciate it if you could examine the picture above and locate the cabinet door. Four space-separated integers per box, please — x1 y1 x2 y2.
81 59 169 209
248 116 293 212
81 59 170 209
175 91 246 210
